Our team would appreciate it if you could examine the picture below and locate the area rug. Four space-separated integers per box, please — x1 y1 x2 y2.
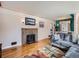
24 45 65 58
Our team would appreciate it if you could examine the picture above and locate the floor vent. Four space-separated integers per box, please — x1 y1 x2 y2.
11 42 17 45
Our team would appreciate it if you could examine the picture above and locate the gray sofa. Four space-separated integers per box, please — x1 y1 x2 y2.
51 32 72 49
51 32 79 58
51 32 79 52
64 45 79 58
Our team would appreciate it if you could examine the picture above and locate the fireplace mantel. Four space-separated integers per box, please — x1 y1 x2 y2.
22 28 38 30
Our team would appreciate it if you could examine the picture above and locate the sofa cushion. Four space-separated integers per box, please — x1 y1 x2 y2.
59 40 73 47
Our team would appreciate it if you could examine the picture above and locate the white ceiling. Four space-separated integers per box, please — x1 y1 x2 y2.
1 1 79 20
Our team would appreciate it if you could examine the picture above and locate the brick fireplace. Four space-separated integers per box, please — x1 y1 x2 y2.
22 28 38 44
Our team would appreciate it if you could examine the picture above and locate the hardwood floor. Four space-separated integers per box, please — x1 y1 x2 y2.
2 38 50 58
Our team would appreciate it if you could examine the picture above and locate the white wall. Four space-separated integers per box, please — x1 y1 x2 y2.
74 13 79 44
0 7 52 49
74 13 79 34
0 8 22 49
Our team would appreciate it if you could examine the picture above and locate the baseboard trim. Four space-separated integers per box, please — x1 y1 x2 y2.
37 37 50 42
2 44 21 50
38 37 50 40
2 37 50 50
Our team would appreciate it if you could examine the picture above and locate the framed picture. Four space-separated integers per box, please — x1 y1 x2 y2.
39 22 44 28
25 17 36 25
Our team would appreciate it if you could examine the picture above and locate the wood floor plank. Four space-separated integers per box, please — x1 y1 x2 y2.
2 38 50 58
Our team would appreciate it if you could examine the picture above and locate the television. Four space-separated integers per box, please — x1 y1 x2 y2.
25 17 36 25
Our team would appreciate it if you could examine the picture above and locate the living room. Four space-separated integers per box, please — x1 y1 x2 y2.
0 1 79 58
